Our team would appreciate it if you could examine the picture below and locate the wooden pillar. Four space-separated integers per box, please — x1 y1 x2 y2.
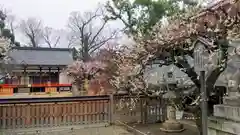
39 67 42 84
109 94 114 124
39 66 43 92
10 76 13 84
48 67 51 84
57 67 60 93
57 67 60 83
24 66 27 85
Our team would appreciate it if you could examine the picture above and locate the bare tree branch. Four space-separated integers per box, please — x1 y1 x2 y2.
67 5 118 61
67 34 77 48
42 27 60 48
5 14 17 35
89 20 107 46
19 18 43 47
69 11 100 47
43 27 51 48
89 30 118 54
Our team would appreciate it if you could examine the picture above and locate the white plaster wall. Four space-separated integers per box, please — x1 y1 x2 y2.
20 76 29 85
59 72 72 84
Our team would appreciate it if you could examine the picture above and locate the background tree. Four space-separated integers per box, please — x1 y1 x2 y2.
0 8 20 46
67 6 118 61
5 12 17 36
5 13 20 47
66 46 118 96
65 60 106 95
94 47 119 79
0 9 17 78
105 0 198 36
42 27 60 48
19 17 43 47
0 9 20 47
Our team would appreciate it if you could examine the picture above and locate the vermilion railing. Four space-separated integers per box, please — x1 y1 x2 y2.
0 84 72 95
0 83 72 88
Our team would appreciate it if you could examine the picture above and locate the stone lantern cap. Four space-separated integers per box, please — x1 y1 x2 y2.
162 91 178 99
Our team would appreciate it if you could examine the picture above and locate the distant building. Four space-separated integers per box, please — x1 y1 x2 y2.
1 46 74 95
145 64 193 86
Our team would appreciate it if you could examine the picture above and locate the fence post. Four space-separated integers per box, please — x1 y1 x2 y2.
109 94 114 125
140 98 144 124
26 104 31 128
144 99 148 124
162 98 167 121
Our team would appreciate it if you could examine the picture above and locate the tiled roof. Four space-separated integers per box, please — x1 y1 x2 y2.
9 47 74 66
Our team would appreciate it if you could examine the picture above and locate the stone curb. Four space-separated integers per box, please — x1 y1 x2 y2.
115 120 148 135
179 120 197 128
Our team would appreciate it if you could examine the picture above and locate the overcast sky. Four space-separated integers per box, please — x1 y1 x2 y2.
0 0 126 47
0 0 109 29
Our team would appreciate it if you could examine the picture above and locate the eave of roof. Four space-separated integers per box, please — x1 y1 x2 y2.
9 47 74 66
12 47 73 52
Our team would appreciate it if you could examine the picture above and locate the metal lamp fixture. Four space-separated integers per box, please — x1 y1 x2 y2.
194 40 208 135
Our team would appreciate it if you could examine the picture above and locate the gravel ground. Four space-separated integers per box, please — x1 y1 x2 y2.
1 125 133 135
124 120 199 135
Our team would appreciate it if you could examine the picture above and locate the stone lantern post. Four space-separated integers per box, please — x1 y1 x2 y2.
160 91 184 132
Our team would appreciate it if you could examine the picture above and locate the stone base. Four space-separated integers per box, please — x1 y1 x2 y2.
223 96 240 106
214 104 240 122
160 120 184 133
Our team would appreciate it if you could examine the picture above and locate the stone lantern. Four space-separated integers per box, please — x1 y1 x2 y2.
160 91 184 132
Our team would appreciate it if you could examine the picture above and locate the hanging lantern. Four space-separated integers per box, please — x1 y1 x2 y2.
194 42 206 72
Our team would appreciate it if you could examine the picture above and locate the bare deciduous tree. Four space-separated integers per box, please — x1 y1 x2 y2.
43 27 60 48
19 17 43 47
5 13 17 36
0 7 20 46
67 6 118 61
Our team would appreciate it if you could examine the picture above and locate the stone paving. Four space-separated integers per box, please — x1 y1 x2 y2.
1 120 198 135
74 126 134 135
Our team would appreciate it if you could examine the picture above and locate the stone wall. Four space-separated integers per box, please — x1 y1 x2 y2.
208 95 240 135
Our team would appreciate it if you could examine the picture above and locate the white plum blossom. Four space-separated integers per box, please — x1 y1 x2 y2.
0 38 12 73
110 1 240 107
